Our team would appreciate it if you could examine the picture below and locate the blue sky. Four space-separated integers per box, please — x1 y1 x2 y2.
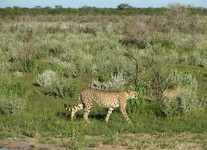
0 0 207 8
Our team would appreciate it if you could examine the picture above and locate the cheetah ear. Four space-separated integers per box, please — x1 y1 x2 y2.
126 90 131 95
127 90 131 94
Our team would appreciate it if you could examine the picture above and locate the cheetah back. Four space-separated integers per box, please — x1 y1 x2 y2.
80 89 128 108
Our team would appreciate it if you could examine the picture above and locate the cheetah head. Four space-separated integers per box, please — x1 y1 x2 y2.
127 91 138 99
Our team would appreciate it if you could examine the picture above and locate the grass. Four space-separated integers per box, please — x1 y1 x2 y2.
1 90 206 138
0 7 207 149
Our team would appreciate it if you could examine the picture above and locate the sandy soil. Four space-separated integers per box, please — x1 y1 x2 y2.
0 133 205 150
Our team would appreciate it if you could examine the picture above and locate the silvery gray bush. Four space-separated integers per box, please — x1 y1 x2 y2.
36 70 57 87
199 58 207 67
50 58 71 69
91 72 126 90
0 62 11 71
13 71 24 77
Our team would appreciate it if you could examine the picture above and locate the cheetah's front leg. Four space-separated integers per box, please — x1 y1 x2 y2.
120 106 132 124
83 103 92 122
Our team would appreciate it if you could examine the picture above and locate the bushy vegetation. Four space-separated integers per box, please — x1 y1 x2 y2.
160 70 200 116
1 3 207 18
0 96 26 115
51 77 84 98
0 4 207 149
36 70 57 87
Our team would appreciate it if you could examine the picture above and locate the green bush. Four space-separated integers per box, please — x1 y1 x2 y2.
22 59 37 72
0 76 24 97
0 96 26 115
8 78 25 97
127 82 147 114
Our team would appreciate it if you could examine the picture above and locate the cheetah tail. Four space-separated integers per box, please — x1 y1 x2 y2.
64 103 71 111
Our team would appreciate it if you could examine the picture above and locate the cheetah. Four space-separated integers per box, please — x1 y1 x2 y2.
64 88 138 123
163 88 185 99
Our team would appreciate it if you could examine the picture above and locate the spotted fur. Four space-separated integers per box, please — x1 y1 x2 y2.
163 88 185 99
64 89 138 123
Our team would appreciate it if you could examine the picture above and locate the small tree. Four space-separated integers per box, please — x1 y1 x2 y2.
117 4 133 10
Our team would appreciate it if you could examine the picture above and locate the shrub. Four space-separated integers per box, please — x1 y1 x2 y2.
0 96 26 115
187 51 200 65
79 25 97 36
0 62 11 71
199 58 207 67
0 75 25 97
38 39 66 55
50 58 71 69
121 20 150 48
52 77 83 98
161 89 200 116
159 70 200 116
165 50 179 63
147 64 170 101
59 50 94 77
13 71 24 77
0 62 11 96
181 49 207 67
127 82 147 114
147 67 200 116
22 59 37 72
17 29 38 72
9 49 19 62
36 70 57 87
8 78 25 97
91 72 126 90
36 49 50 59
166 4 194 33
168 70 197 90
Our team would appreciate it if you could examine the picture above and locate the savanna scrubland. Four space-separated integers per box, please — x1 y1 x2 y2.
0 4 207 149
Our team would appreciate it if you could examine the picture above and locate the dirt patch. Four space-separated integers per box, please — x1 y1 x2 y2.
0 133 206 150
0 137 67 150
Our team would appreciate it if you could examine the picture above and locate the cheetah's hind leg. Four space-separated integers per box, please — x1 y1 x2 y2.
64 103 84 121
105 107 114 122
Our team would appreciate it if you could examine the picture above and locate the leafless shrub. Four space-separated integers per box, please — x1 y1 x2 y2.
121 18 150 48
